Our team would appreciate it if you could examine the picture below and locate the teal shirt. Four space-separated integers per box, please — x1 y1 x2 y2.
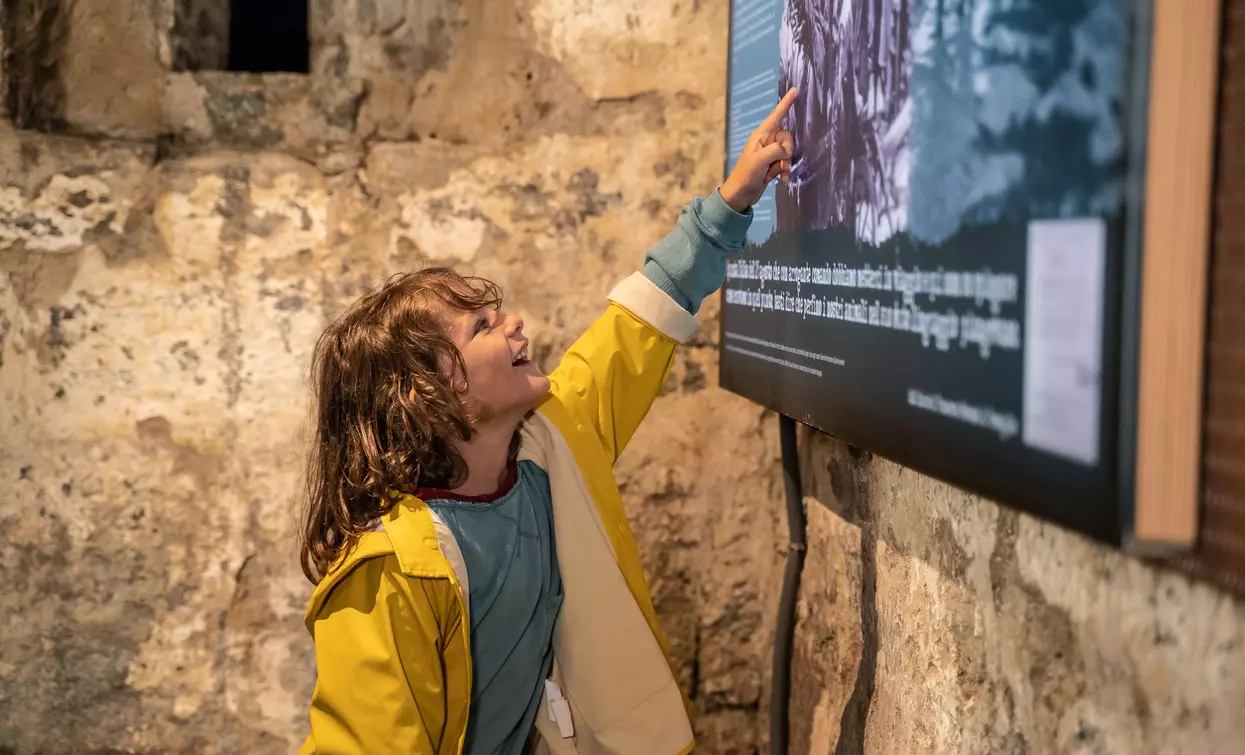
425 461 563 755
422 192 751 754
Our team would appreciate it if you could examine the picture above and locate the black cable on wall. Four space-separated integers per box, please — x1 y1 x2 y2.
772 414 807 754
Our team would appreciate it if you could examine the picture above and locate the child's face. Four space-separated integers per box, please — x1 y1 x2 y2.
441 305 550 423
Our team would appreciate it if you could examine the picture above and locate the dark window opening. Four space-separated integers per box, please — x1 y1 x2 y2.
229 0 308 73
172 0 309 74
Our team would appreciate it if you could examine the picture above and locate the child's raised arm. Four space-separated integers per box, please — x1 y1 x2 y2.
646 87 798 312
544 90 798 462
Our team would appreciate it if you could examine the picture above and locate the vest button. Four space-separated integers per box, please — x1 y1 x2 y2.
424 536 439 550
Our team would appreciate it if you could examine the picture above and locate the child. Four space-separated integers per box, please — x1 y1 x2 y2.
298 90 797 755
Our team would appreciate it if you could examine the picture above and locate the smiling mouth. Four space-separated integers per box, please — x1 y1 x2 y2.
512 345 530 367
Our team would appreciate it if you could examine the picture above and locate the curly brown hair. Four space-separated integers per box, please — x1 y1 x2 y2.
299 268 503 583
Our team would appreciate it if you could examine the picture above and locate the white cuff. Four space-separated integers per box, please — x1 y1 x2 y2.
607 272 699 344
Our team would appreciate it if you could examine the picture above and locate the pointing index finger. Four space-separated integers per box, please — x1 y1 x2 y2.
757 87 798 133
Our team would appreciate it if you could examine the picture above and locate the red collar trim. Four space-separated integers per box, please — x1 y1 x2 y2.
416 457 519 503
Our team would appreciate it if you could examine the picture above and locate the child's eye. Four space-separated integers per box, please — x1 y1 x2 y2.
474 318 488 335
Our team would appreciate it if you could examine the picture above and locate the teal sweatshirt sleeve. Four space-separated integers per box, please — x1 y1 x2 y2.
642 190 753 314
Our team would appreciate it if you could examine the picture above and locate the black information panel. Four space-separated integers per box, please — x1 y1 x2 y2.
721 0 1146 542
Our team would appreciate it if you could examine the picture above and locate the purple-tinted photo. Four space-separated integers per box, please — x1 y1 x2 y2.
777 0 912 245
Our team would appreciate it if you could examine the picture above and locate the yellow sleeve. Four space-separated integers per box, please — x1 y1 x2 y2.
548 273 699 462
300 555 467 755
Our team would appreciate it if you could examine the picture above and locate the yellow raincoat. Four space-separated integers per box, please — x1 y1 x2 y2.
300 273 699 755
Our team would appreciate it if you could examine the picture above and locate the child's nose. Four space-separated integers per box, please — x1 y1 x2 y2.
505 314 524 336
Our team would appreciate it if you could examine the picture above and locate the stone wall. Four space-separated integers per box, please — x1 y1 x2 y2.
790 430 1245 755
1 1 1243 755
0 1 785 752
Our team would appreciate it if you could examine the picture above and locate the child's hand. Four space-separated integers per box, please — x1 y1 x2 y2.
719 87 798 213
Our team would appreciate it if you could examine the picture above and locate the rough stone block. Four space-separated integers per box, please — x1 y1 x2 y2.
524 0 727 100
57 0 166 137
788 501 864 755
789 431 1245 755
0 132 155 264
163 72 364 158
0 153 336 752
